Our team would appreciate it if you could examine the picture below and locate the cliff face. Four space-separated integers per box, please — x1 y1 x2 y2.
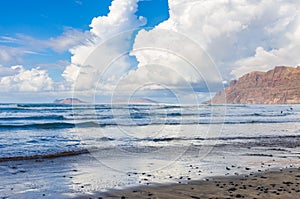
208 66 300 104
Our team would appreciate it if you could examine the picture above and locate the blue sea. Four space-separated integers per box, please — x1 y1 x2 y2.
0 103 300 197
0 103 299 159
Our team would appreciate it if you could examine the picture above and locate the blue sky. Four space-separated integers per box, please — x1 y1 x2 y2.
0 0 169 81
0 0 300 103
0 1 110 37
0 0 168 36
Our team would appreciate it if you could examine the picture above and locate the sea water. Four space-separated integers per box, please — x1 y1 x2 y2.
0 103 299 159
0 103 300 195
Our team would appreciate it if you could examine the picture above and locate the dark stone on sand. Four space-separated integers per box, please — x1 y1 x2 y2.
228 187 237 192
282 181 293 185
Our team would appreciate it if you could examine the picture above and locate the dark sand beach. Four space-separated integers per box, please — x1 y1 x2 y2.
90 167 300 199
1 150 299 199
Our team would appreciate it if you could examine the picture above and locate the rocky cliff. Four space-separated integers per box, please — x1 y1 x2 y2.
207 66 300 104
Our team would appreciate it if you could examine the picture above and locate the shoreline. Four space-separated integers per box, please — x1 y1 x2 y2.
84 167 300 199
1 151 299 198
0 149 90 162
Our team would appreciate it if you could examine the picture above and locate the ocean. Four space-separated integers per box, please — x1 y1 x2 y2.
0 103 300 197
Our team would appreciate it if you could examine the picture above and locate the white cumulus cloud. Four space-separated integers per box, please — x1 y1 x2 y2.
0 65 54 92
62 0 146 90
130 0 300 83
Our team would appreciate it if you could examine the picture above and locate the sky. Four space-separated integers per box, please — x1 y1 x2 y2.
0 0 300 103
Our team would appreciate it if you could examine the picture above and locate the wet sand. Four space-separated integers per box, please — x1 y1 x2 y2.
90 167 300 199
0 154 299 199
1 148 299 198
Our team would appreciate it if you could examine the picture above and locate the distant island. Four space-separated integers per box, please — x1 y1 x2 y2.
128 98 158 104
53 98 158 104
53 98 86 104
112 98 159 104
206 66 300 104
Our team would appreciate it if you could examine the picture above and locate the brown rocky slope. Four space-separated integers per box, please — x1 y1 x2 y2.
207 66 300 104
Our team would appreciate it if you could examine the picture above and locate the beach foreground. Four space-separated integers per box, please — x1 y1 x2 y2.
1 104 299 198
92 168 300 199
